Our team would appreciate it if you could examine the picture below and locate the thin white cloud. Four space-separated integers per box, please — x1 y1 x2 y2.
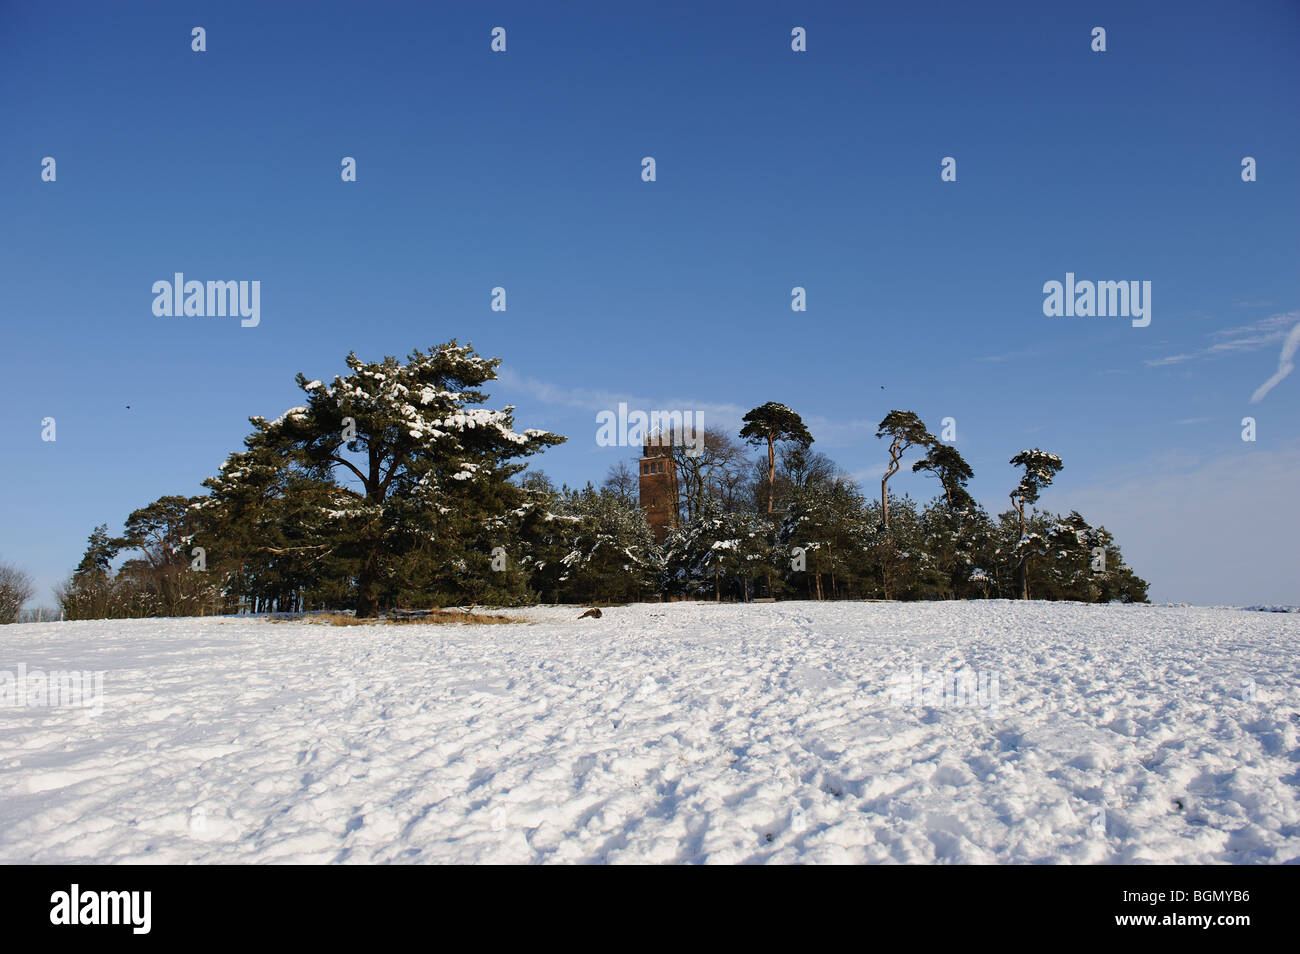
496 365 746 423
1209 313 1296 338
1145 310 1298 368
975 349 1037 363
850 464 887 483
1146 352 1197 367
496 365 884 449
1250 319 1300 403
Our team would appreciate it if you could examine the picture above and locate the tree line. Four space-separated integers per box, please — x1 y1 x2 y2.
52 342 1148 620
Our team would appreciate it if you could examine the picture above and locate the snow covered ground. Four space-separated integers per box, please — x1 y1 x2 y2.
1 601 1297 864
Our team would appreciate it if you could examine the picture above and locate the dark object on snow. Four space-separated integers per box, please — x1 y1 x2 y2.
578 608 603 619
389 608 435 620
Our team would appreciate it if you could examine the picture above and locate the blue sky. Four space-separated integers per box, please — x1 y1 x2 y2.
2 0 1297 606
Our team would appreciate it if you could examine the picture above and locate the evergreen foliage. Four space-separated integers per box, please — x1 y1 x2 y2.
56 361 1149 617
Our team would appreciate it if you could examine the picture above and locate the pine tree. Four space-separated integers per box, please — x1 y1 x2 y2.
74 524 117 576
59 526 119 619
779 476 869 600
1008 449 1063 599
863 493 925 599
876 411 935 529
544 485 661 604
740 403 813 516
912 446 984 598
209 342 563 616
197 446 346 612
116 495 215 615
912 444 974 511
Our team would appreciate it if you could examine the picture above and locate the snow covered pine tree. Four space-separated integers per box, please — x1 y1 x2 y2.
208 342 563 617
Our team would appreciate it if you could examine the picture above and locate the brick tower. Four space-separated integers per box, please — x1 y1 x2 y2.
638 435 679 544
